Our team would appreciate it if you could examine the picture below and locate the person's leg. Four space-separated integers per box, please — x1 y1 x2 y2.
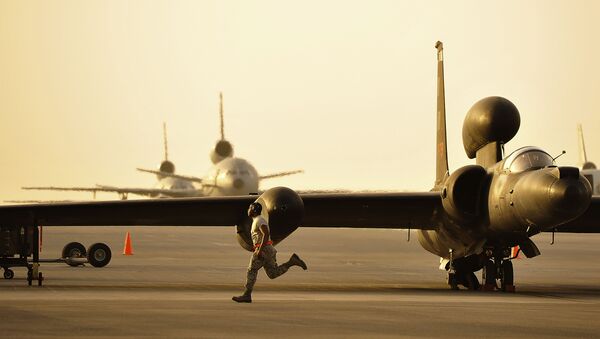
262 246 308 279
245 254 265 292
233 254 264 303
263 246 290 279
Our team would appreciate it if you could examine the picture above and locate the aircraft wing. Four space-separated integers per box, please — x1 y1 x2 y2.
259 170 304 180
555 196 600 233
0 192 441 230
22 186 203 198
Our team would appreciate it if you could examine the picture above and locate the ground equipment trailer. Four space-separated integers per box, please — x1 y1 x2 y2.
1 225 112 286
0 224 43 285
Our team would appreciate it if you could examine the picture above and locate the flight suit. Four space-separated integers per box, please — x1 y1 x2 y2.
244 215 292 292
245 244 289 292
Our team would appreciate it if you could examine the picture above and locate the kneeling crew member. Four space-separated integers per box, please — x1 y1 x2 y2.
233 202 307 303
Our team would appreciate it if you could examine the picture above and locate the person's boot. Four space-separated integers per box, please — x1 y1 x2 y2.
289 253 308 270
232 289 252 303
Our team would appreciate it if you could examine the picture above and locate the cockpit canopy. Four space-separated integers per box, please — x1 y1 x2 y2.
503 147 554 173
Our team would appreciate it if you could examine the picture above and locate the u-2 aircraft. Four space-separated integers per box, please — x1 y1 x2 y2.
1 41 599 290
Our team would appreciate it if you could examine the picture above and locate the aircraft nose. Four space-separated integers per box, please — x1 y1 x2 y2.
233 178 244 189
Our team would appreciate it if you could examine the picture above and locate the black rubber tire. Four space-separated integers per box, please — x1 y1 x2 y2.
4 269 14 280
62 242 87 267
87 243 112 268
501 260 514 291
38 272 43 286
27 271 32 286
482 260 496 285
466 272 480 291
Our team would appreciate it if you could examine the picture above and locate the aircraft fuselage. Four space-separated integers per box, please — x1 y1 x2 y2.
418 146 592 260
201 157 260 196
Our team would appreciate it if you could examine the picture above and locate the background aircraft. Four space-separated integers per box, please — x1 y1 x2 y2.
22 93 302 199
577 124 600 195
1 42 599 291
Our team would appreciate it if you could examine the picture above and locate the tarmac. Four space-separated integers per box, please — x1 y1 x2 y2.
2 226 600 338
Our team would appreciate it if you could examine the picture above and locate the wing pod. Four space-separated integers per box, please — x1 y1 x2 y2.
441 165 488 226
236 187 304 251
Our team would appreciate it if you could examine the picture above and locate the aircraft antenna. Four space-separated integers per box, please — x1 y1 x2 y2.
163 122 169 161
219 92 225 140
552 150 566 163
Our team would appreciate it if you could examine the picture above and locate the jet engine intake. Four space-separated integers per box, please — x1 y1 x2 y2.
210 140 234 164
441 165 487 226
236 187 304 252
510 166 591 231
462 96 520 159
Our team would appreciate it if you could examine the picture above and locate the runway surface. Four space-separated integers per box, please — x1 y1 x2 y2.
2 227 600 338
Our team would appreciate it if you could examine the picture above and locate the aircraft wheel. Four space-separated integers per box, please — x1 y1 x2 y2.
62 242 87 266
27 270 33 286
500 260 514 292
87 243 112 268
465 272 480 290
4 269 14 280
38 272 43 286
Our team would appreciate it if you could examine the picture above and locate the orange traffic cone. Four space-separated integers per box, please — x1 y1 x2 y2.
123 232 134 255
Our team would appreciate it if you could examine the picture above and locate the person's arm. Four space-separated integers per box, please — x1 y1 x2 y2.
254 223 270 256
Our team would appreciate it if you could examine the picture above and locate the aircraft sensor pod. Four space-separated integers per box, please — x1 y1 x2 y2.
236 186 305 252
462 96 520 159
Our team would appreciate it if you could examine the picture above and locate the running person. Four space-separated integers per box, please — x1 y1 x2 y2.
232 202 307 303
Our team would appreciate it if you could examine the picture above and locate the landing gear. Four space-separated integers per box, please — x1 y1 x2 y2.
481 248 515 292
446 250 481 291
500 260 514 292
448 270 480 290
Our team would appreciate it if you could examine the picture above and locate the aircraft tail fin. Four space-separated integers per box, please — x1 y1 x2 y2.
163 122 169 161
158 123 175 174
578 123 597 170
434 41 449 188
578 123 588 167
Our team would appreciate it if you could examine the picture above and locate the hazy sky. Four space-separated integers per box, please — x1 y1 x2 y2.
1 0 599 201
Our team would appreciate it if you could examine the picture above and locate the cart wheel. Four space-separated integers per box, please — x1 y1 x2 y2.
62 242 87 267
38 272 43 286
4 269 14 280
87 243 112 268
27 271 33 286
